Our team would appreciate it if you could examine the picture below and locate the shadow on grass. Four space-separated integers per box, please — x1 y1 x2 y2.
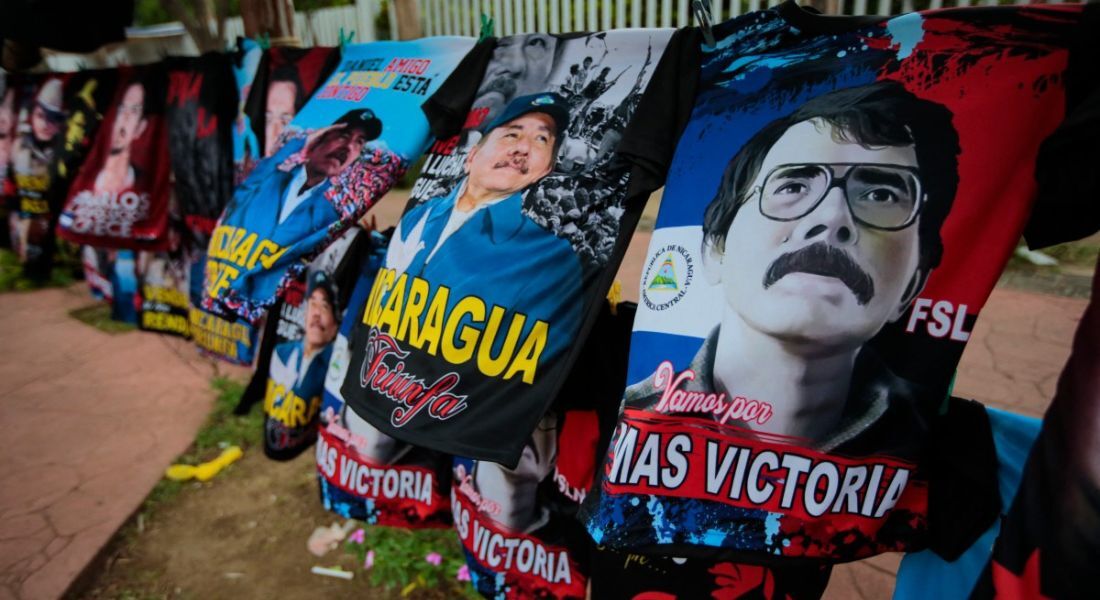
0 248 77 292
68 304 137 334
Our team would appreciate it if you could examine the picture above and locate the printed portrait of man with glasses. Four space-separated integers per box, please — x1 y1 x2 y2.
625 81 960 449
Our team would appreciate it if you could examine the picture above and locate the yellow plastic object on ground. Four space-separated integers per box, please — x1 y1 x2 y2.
164 446 244 482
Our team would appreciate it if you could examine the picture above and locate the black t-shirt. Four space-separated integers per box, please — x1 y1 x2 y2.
454 301 636 599
316 228 455 529
341 28 681 468
581 0 1099 566
256 229 366 461
165 53 237 248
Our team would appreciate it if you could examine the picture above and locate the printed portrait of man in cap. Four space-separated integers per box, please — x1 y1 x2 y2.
265 270 341 451
383 92 583 371
226 108 383 241
626 81 960 454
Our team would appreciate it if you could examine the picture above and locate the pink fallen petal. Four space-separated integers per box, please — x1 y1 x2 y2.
425 552 443 566
348 528 365 544
456 564 471 582
364 550 375 570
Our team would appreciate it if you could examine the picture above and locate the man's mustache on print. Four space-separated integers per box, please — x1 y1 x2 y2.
494 156 530 174
764 242 875 305
327 148 349 164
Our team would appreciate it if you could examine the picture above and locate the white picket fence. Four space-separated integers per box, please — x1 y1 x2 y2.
418 0 1041 36
43 0 1076 71
295 0 1077 41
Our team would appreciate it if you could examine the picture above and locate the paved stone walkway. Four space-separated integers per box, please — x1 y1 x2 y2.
821 286 1088 599
0 285 247 600
0 214 1089 599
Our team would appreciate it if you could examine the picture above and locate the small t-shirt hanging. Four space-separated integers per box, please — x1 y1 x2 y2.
58 64 172 251
188 250 259 366
340 29 675 468
581 1 1099 564
453 301 636 599
203 37 474 323
79 246 140 324
81 246 114 301
317 229 454 528
165 54 237 247
231 38 264 186
136 251 191 338
245 46 341 162
262 229 364 460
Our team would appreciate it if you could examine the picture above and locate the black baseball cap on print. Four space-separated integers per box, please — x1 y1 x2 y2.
333 108 382 141
484 92 571 148
307 270 339 316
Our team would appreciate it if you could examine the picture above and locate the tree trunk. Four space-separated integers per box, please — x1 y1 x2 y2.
162 0 232 53
240 0 301 47
393 0 422 40
1 39 42 71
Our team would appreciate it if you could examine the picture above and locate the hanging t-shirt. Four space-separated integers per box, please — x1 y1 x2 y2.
580 1 1100 565
23 69 122 281
82 245 114 301
232 38 264 186
110 249 139 325
0 73 16 219
7 73 64 273
454 301 636 599
204 38 474 323
136 251 191 338
188 249 259 366
317 229 454 528
165 53 237 247
245 46 341 162
969 259 1100 599
58 65 172 251
261 229 364 460
340 29 676 468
